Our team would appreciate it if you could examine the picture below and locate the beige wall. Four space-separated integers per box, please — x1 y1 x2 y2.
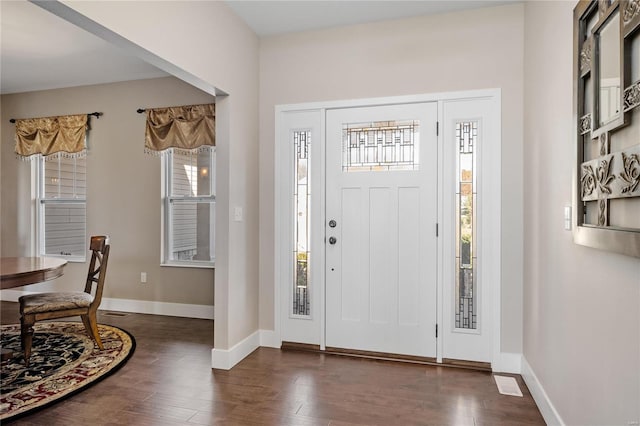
258 4 526 353
53 0 260 350
524 1 640 424
5 6 636 420
1 77 215 305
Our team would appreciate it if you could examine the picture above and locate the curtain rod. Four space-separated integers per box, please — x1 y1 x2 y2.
9 112 103 124
137 103 214 114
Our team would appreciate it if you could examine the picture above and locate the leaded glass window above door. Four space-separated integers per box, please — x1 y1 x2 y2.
342 120 420 171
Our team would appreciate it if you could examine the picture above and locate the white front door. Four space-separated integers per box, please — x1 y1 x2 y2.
325 103 438 357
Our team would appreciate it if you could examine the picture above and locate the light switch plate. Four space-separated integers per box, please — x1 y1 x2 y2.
564 206 571 230
234 206 243 222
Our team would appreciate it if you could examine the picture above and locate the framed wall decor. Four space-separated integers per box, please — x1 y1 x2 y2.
573 0 640 258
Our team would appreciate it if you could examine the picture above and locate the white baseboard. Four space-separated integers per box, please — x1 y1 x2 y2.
211 330 260 370
100 297 214 320
259 329 280 348
521 356 565 426
207 333 521 372
0 289 214 320
1 289 40 302
493 352 522 374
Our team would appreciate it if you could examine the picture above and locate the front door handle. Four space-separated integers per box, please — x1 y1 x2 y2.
329 236 337 245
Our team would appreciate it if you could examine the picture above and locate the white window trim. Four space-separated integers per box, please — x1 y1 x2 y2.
160 151 216 269
33 157 87 263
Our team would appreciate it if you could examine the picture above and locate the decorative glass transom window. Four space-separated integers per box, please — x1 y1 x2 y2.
455 121 478 330
342 120 420 171
293 130 311 316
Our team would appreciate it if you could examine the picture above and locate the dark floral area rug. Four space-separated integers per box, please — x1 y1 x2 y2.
0 322 135 422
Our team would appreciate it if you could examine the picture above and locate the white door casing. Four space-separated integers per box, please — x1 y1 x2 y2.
275 90 501 367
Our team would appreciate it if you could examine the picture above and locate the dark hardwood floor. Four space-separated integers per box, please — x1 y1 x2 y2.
1 301 544 425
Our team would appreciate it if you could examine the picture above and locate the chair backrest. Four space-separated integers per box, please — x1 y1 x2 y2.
84 235 110 310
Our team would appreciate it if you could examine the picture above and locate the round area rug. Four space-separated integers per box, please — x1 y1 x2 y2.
0 321 135 422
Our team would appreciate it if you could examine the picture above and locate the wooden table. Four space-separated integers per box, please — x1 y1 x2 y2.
1 257 67 361
1 257 67 290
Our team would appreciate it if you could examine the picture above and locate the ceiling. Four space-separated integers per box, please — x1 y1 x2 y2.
0 1 168 95
1 0 518 95
226 0 519 37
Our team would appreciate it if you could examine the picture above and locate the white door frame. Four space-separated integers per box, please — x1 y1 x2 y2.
274 88 502 368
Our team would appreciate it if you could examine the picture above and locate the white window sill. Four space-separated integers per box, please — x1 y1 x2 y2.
42 254 86 263
161 260 215 269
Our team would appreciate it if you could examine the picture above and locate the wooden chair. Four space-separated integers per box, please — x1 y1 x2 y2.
19 235 110 366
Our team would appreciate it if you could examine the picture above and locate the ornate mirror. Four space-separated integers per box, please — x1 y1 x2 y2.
574 0 640 257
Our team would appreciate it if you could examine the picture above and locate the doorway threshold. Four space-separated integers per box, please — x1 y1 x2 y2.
281 342 491 372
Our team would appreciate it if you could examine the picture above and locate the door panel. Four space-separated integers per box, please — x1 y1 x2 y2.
340 187 363 322
398 187 421 326
325 103 438 357
369 187 394 324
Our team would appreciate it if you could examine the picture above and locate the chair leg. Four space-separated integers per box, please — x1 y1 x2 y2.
20 315 35 367
81 312 104 350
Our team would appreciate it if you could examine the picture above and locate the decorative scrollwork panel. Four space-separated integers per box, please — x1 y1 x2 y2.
581 163 597 200
580 37 592 76
598 199 609 226
622 0 640 34
579 113 592 135
623 80 640 112
580 144 640 201
619 151 640 194
599 0 612 16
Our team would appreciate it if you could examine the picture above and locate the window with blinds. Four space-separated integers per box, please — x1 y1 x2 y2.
162 149 215 266
37 156 87 260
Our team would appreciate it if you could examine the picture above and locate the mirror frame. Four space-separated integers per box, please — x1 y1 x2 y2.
573 0 640 258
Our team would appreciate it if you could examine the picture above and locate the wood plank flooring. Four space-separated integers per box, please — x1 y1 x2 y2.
1 301 544 425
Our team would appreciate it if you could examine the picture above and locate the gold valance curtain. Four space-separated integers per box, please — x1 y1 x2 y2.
145 103 215 154
14 114 88 159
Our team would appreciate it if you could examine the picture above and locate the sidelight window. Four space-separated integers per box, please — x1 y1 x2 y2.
455 121 478 330
293 130 311 316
